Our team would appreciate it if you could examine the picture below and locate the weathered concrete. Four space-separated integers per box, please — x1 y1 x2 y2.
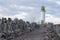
11 29 45 40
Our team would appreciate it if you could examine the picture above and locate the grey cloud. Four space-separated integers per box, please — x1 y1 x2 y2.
0 0 60 23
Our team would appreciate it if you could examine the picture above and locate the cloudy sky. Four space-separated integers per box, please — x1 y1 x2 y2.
0 0 60 24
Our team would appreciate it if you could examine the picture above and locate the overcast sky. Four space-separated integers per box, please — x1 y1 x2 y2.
0 0 60 24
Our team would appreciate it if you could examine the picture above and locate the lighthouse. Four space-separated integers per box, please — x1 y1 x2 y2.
40 6 45 25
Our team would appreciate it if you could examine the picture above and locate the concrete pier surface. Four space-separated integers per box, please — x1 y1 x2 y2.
12 29 45 40
0 29 46 40
2 27 60 40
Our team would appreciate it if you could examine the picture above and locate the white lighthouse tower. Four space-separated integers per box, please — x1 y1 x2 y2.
40 6 45 25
